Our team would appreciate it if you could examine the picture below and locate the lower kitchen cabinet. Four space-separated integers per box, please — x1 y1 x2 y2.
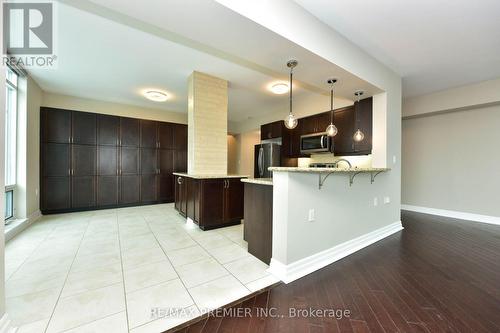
174 175 246 230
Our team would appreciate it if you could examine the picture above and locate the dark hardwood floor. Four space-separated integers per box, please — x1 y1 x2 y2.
173 211 500 333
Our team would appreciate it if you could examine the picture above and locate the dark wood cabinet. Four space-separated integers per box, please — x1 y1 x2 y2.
174 176 246 230
140 120 158 148
72 112 96 145
333 106 356 155
301 112 331 135
260 121 282 140
97 115 119 146
41 108 71 144
244 183 273 264
120 118 140 147
40 107 187 214
352 97 373 154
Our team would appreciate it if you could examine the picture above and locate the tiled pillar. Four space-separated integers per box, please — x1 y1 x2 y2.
187 71 228 175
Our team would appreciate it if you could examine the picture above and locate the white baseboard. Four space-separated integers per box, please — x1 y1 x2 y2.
5 210 42 242
401 204 500 226
268 221 403 284
0 313 17 333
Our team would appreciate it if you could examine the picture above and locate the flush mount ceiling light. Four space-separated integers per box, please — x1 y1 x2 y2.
325 78 338 137
270 82 289 94
144 90 169 102
353 90 365 142
284 60 298 130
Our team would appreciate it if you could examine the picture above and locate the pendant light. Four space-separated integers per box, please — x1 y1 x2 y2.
325 78 338 137
353 90 365 142
284 60 298 129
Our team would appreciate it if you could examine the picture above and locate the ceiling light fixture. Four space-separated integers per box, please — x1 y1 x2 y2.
270 82 289 94
144 90 169 102
353 90 365 142
284 60 298 129
325 78 338 137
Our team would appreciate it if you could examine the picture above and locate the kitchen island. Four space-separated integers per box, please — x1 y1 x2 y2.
241 178 273 264
173 173 247 230
267 166 402 283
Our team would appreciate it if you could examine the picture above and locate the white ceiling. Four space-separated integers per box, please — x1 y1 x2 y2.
294 0 500 97
28 0 381 123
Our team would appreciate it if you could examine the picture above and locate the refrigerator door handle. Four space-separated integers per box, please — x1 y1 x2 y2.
258 147 264 177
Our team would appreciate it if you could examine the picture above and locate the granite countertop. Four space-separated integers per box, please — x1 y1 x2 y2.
241 178 273 186
172 172 248 179
268 167 390 173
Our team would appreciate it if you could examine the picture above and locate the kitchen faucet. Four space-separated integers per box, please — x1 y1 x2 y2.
333 159 352 168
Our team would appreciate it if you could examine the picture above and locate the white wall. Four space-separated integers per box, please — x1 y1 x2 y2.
0 0 7 315
402 103 500 217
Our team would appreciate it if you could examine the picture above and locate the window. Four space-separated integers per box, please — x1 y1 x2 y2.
5 67 18 221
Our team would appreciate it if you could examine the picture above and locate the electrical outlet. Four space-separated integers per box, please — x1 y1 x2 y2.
384 196 391 204
393 155 397 165
35 189 38 197
373 197 378 207
308 209 315 222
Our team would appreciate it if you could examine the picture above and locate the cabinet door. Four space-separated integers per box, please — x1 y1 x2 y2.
333 106 356 155
120 118 140 147
72 176 96 208
353 97 373 154
271 121 283 138
186 178 199 221
72 112 96 145
97 115 119 146
42 177 70 211
141 174 157 203
200 179 224 227
158 175 174 202
141 120 158 148
301 115 317 134
158 122 174 149
121 148 139 175
97 176 118 207
43 143 70 177
174 176 182 212
120 175 140 204
224 179 244 222
174 150 187 173
260 123 273 140
72 145 96 176
98 146 117 176
174 176 187 216
315 112 332 134
173 124 187 151
140 148 157 175
42 108 71 144
289 122 303 158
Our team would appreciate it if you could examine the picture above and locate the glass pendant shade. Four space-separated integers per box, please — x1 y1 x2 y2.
326 123 338 137
353 129 365 142
284 113 298 129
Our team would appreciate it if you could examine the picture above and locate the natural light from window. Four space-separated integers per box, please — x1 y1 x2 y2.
5 67 18 220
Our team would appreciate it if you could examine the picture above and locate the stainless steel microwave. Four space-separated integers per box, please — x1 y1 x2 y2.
300 132 331 154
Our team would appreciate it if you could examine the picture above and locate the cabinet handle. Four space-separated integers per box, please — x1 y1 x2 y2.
226 180 229 188
177 177 183 185
71 169 74 176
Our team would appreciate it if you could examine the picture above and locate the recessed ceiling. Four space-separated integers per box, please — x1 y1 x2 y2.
28 0 382 123
294 0 500 98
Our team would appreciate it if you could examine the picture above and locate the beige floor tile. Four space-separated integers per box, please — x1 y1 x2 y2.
121 244 166 270
205 243 250 264
245 274 280 292
130 305 200 333
16 317 50 333
223 256 270 284
166 245 210 267
62 262 123 297
63 311 128 333
71 250 121 272
6 274 66 298
126 279 194 329
6 288 60 327
124 260 178 293
188 275 249 311
176 258 229 288
194 233 234 250
46 283 125 333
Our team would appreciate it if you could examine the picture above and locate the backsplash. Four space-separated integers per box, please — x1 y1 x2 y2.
298 154 373 168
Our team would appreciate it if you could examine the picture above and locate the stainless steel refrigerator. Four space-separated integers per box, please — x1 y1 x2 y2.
254 143 281 178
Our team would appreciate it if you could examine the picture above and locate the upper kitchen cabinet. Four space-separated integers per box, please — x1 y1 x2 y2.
158 122 174 149
41 107 71 143
260 121 282 140
173 123 188 151
120 117 140 147
301 112 332 135
72 111 96 145
140 120 158 148
334 97 373 156
97 115 120 146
